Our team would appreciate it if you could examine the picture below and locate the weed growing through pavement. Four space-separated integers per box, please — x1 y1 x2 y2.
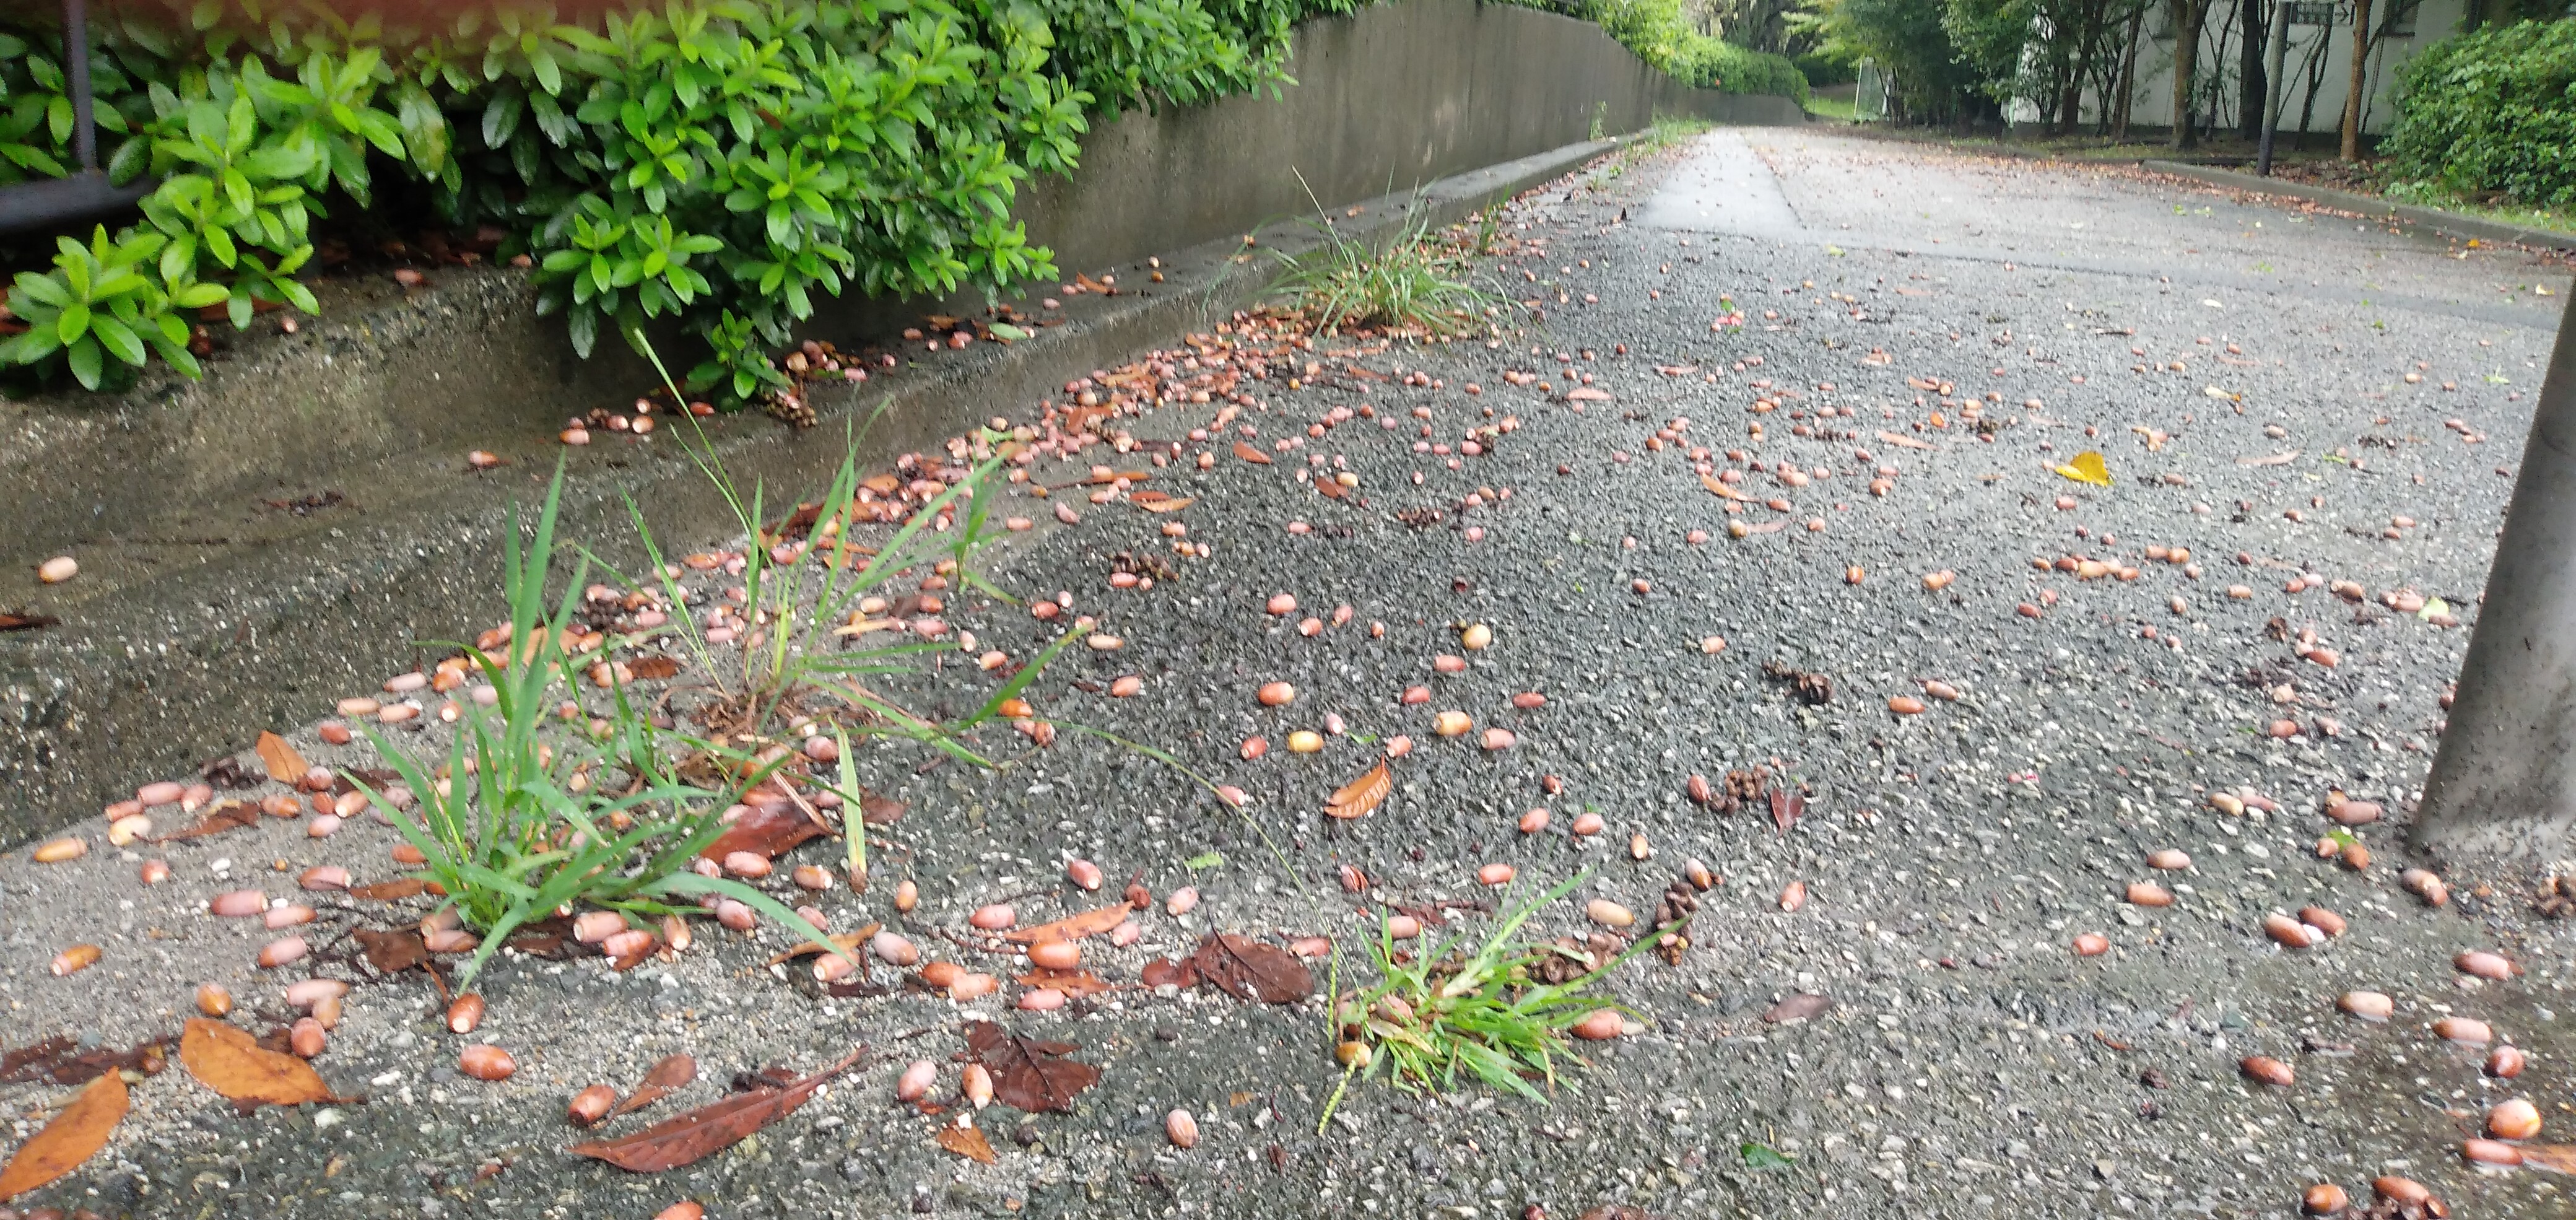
1318 872 1675 1123
357 462 838 988
1269 178 1500 340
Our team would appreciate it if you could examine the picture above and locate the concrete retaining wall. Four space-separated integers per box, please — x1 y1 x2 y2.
0 0 1800 845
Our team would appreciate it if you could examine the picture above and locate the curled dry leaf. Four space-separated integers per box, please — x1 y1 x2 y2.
1325 760 1391 821
353 926 430 975
345 878 432 901
253 732 310 786
612 1054 700 1119
179 1018 346 1109
999 903 1133 946
963 1022 1102 1113
2519 1144 2576 1174
698 802 827 863
1232 442 1273 465
569 1045 863 1172
0 1069 127 1202
936 1124 998 1164
151 801 260 843
1185 934 1315 1004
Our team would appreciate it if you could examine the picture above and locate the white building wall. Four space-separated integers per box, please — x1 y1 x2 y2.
2044 0 2469 135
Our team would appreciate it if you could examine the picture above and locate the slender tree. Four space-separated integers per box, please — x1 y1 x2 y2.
2339 0 2373 158
2171 0 2208 148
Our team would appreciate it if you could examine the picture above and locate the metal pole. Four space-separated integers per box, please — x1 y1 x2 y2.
2256 0 2291 175
2412 290 2576 865
64 0 95 174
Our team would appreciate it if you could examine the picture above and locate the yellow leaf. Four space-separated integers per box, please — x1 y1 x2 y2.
2053 451 2112 487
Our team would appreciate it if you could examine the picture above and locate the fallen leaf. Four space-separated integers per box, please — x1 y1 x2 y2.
0 1035 168 1087
936 1124 998 1164
626 656 682 681
0 1070 127 1201
254 732 309 785
0 612 59 633
569 1045 861 1172
1874 430 1936 451
1741 1141 1796 1170
504 915 578 959
178 1019 343 1109
2522 1144 2576 1174
1185 934 1313 1003
1905 376 1941 390
1565 388 1612 402
1313 477 1346 500
2237 451 2298 467
1141 959 1191 988
353 926 430 974
150 801 259 843
1324 760 1391 821
857 787 908 826
999 903 1133 946
767 926 877 966
964 1022 1101 1113
2052 451 2112 487
1016 968 1115 996
611 1054 697 1119
1769 789 1805 834
1232 442 1273 466
700 802 827 863
346 878 431 901
1699 474 1748 501
1135 494 1196 513
1762 993 1831 1024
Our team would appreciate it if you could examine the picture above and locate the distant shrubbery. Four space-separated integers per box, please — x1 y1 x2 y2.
1581 0 1811 100
2385 19 2576 207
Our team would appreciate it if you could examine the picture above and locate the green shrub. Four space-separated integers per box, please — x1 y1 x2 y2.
1570 0 1808 100
2386 19 2576 207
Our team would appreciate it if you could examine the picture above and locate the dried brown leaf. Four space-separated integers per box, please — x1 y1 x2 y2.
767 926 876 967
254 731 309 785
936 1125 998 1164
569 1045 861 1172
151 800 260 843
1141 958 1191 988
626 656 682 681
1769 790 1806 835
354 926 430 974
0 612 59 632
858 788 908 826
345 878 430 902
999 903 1132 946
1014 968 1113 997
2522 1143 2576 1174
1232 441 1273 465
963 1022 1100 1113
1325 760 1390 821
700 802 827 863
1874 430 1936 451
1185 934 1313 1004
611 1054 697 1118
0 1070 127 1201
1699 474 1748 501
179 1019 344 1109
1136 495 1195 513
0 1036 168 1087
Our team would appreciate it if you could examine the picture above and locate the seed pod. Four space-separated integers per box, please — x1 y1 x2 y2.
2458 950 2516 980
1777 881 1808 913
2263 913 2317 948
2434 1016 2493 1045
1290 936 1331 957
1519 808 1551 834
1126 879 1153 907
1335 1040 1372 1068
568 1083 616 1126
1478 863 1516 886
952 972 999 1000
1165 887 1199 917
1240 736 1269 760
894 879 919 913
290 1017 326 1059
264 904 316 930
1685 859 1715 891
1586 899 1635 928
2125 882 2174 908
2071 933 2110 957
1686 774 1713 804
1028 942 1081 972
1433 711 1473 737
311 993 342 1030
1019 987 1067 1011
872 931 920 966
1462 624 1493 650
2402 868 2448 905
2240 1056 2294 1086
448 993 487 1034
1338 863 1368 892
1288 730 1325 753
963 1063 994 1109
1387 915 1422 940
2298 907 2346 938
32 837 87 863
1571 812 1604 836
713 900 755 932
723 851 772 879
1166 1109 1200 1149
1257 682 1296 707
1887 695 1926 715
1572 1009 1624 1040
50 944 100 976
897 1060 938 1102
2338 991 2393 1022
970 904 1017 931
2372 1177 2431 1206
285 978 349 1009
196 982 234 1017
107 814 152 847
1628 834 1652 860
2302 1184 2349 1214
211 890 267 917
2209 793 2245 816
139 860 172 884
2488 1045 2527 1078
259 936 310 969
459 1045 517 1081
423 928 479 954
2463 1138 2523 1166
2145 849 2190 871
299 865 352 891
1067 858 1105 891
2489 1098 2542 1139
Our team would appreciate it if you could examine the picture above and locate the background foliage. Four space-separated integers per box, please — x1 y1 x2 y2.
0 0 1803 403
2385 19 2576 206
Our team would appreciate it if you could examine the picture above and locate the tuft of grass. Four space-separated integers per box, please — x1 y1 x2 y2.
356 460 838 988
1320 871 1673 1121
1269 196 1500 340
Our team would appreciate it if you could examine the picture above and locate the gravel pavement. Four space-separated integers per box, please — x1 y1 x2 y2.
6 126 2576 1220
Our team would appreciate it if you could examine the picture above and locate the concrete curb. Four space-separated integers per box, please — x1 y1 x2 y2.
2142 159 2576 251
0 132 1644 847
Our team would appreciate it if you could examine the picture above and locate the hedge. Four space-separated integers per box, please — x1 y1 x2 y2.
0 0 1796 407
2385 19 2576 208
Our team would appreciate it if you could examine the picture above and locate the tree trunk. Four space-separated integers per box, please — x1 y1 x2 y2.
2172 0 2205 149
2239 0 2268 141
2411 293 2576 865
2339 0 2373 160
2112 2 2145 139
